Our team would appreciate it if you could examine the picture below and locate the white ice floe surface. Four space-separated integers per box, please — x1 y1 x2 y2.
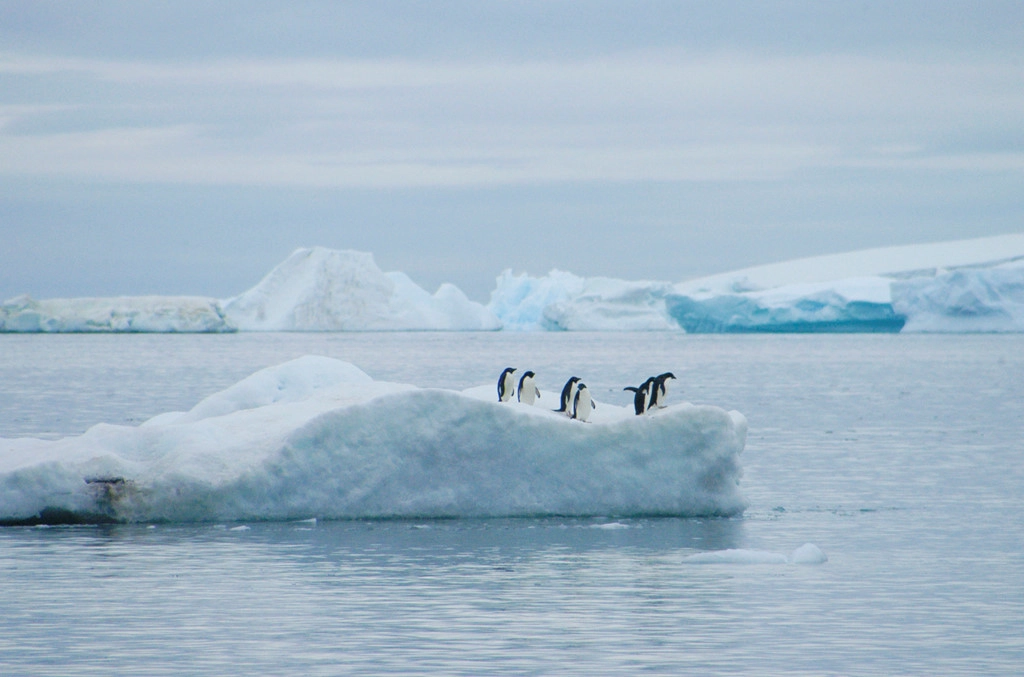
0 356 748 523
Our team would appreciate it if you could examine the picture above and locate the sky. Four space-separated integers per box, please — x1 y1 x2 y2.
1 1 1022 302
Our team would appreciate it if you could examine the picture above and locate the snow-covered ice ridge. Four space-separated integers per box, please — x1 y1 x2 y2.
491 233 1024 332
3 234 1023 332
221 248 500 331
0 356 748 524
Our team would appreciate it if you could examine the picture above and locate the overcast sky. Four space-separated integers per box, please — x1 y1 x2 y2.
2 1 1022 302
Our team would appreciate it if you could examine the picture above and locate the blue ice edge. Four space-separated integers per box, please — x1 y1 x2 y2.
665 293 906 333
0 358 749 525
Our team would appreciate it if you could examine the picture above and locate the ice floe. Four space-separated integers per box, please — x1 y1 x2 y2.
0 356 748 524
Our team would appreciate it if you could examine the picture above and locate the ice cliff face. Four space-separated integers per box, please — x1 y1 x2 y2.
664 280 907 333
220 247 500 331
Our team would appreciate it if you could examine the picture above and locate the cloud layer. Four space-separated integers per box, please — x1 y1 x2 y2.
1 1 1022 300
3 46 1022 187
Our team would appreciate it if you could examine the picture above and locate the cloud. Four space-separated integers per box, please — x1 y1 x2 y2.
1 48 1021 187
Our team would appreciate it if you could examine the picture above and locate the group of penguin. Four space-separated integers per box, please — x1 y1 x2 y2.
496 368 677 422
623 372 677 415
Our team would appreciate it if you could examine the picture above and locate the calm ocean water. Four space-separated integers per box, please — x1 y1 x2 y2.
1 332 1022 675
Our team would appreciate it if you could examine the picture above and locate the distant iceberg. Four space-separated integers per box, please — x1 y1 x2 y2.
488 269 676 331
492 233 1024 333
0 356 748 524
220 247 500 331
0 294 234 333
667 234 1024 333
665 277 907 333
0 247 499 333
891 262 1024 333
4 235 1024 333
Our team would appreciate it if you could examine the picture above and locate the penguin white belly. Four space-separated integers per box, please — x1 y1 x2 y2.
520 380 538 405
573 386 594 422
518 372 540 405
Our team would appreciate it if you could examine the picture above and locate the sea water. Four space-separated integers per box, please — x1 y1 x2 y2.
1 332 1022 675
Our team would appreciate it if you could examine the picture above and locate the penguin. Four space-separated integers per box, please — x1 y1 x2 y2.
623 381 650 416
517 370 541 405
571 383 596 422
555 376 581 415
649 372 677 409
497 367 517 402
625 376 657 415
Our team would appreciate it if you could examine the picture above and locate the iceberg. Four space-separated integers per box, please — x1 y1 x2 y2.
665 277 907 333
0 247 498 333
892 261 1024 333
221 247 500 331
668 234 1024 333
4 235 1023 333
487 269 677 331
489 234 1024 332
0 294 235 333
0 356 748 524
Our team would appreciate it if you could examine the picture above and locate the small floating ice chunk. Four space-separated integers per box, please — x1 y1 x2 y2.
682 543 828 565
790 543 828 564
683 548 789 564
